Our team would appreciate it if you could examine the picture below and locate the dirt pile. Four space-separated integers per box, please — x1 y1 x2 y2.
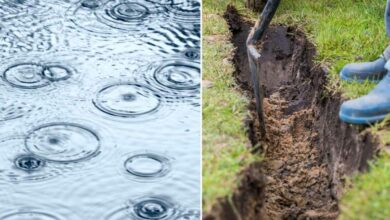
204 6 379 220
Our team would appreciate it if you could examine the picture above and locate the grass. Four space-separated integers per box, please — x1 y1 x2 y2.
202 0 258 212
272 0 387 99
202 0 390 218
272 1 390 219
340 155 390 220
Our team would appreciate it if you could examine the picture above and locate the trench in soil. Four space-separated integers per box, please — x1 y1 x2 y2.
203 6 379 220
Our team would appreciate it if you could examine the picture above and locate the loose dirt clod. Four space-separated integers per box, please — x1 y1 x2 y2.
204 6 379 220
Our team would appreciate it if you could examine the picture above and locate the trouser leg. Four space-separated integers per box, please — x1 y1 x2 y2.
385 0 390 38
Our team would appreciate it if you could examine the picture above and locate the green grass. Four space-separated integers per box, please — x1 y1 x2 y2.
272 1 390 219
203 0 390 218
272 0 387 99
202 1 258 212
340 118 390 219
340 155 390 220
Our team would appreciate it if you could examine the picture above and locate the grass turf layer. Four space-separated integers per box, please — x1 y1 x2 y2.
202 3 258 211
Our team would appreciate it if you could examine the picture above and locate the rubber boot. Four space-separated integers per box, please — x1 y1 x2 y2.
340 57 387 82
339 69 390 124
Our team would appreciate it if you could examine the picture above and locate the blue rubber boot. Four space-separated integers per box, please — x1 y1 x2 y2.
340 57 387 82
339 70 390 124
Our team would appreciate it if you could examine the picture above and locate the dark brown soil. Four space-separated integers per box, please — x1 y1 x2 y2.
203 6 379 220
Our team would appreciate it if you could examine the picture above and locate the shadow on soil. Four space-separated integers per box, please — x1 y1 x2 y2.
204 6 379 220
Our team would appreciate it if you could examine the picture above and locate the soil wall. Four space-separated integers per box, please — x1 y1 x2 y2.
203 6 379 220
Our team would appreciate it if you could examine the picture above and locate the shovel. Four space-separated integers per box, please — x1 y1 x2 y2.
246 0 281 136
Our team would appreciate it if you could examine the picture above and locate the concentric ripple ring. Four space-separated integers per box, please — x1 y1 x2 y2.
133 197 176 219
168 0 200 23
124 153 171 178
93 83 161 118
106 3 149 21
154 61 200 91
25 123 100 163
1 211 60 220
3 63 49 89
2 63 72 89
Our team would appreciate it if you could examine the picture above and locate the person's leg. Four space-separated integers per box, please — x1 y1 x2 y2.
385 0 390 38
339 58 390 124
340 0 390 83
340 57 386 82
339 1 390 124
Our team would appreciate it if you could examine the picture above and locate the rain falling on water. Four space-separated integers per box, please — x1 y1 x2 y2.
0 0 200 219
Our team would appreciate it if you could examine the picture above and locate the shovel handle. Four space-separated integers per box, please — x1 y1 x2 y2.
246 0 281 136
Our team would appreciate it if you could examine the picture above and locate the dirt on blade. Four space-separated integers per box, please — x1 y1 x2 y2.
204 5 379 220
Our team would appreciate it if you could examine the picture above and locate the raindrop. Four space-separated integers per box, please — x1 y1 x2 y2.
183 48 200 60
81 0 100 9
133 197 176 219
105 198 184 220
14 154 46 172
0 137 63 182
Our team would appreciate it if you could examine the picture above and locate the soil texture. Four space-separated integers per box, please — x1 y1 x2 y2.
203 6 379 220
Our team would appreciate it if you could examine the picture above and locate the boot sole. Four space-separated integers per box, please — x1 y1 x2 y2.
339 111 388 125
340 74 382 83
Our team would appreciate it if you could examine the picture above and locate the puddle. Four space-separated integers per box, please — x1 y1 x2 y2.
0 0 200 218
204 6 379 220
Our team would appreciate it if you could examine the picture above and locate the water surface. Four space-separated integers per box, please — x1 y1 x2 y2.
0 0 200 219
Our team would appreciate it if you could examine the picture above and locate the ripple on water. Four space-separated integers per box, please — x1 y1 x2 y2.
2 63 73 89
183 48 200 60
174 210 200 220
133 198 175 219
25 123 101 163
0 137 62 183
0 100 38 122
167 0 200 24
0 3 63 54
142 60 200 97
80 0 101 9
0 30 59 55
136 21 200 56
106 196 178 220
154 61 200 90
0 210 61 220
14 154 46 172
68 0 167 36
0 0 49 17
123 152 172 181
93 83 162 118
146 0 172 4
